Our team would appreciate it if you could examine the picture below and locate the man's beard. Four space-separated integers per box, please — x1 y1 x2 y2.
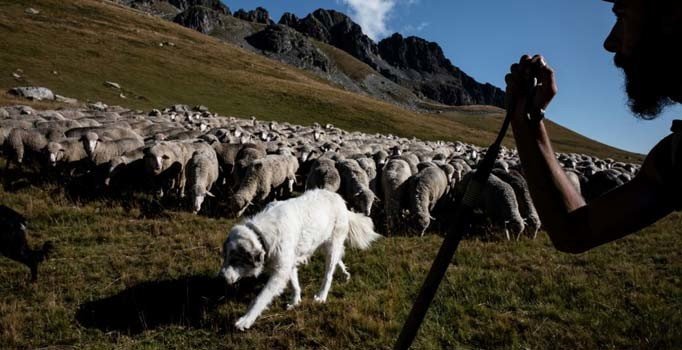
614 31 679 119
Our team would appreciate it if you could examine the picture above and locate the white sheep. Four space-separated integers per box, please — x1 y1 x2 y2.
456 173 525 240
185 148 220 214
305 158 341 192
81 132 144 166
492 168 541 239
406 165 450 236
381 158 412 235
336 159 376 216
231 154 298 216
3 128 48 168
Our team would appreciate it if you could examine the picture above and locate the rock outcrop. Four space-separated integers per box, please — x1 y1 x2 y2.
280 9 380 70
246 25 330 72
173 5 224 34
377 34 505 106
122 0 230 18
233 7 273 25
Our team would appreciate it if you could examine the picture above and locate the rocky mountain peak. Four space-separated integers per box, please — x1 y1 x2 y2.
378 33 451 74
283 9 380 69
168 0 230 15
173 5 224 34
234 7 274 25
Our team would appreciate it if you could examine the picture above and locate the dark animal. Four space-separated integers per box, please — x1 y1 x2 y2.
0 205 53 281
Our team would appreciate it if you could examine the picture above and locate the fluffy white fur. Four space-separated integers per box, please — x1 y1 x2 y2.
219 189 381 331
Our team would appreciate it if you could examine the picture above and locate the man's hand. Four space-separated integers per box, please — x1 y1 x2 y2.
505 54 558 119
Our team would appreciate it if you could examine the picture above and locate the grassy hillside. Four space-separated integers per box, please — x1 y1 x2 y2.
0 0 641 162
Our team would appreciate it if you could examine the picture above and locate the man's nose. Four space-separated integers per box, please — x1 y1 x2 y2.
603 21 621 53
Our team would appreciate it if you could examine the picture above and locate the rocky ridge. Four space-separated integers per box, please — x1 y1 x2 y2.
118 1 504 108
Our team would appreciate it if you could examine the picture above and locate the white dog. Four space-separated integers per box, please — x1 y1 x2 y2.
219 189 381 331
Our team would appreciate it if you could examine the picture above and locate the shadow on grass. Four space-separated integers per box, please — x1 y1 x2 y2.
76 274 265 334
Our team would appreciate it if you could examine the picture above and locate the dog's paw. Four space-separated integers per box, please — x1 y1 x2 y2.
287 297 301 310
314 294 327 303
235 315 255 331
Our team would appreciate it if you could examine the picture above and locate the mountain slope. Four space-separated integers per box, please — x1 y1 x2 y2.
0 0 641 162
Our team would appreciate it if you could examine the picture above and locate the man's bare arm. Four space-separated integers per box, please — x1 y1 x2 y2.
507 55 675 253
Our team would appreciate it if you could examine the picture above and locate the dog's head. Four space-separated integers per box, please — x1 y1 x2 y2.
219 224 266 284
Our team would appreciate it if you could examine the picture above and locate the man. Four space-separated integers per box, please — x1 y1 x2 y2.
505 0 681 253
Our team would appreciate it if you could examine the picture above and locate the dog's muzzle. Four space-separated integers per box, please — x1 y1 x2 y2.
219 267 239 284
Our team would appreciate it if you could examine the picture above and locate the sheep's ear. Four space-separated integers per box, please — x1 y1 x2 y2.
206 191 215 198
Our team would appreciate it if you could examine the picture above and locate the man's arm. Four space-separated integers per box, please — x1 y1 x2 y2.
507 55 675 253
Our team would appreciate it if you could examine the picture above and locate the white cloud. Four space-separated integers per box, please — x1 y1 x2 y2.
403 21 430 34
340 0 397 40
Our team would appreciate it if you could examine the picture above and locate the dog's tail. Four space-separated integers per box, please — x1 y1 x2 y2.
347 211 382 250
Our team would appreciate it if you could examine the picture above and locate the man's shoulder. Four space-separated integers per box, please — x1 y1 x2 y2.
640 120 682 210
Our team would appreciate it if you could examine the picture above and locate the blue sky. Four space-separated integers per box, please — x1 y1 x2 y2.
225 0 681 154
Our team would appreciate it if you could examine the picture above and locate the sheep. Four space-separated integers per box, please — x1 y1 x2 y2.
455 173 525 240
233 144 267 185
65 126 142 141
305 158 341 192
230 154 298 216
104 147 145 186
43 138 89 178
81 132 145 166
372 150 389 167
2 128 48 168
565 169 583 195
0 205 53 282
381 158 412 235
143 141 189 197
354 157 378 192
492 168 541 239
185 148 220 214
583 169 625 201
336 159 376 216
406 165 450 236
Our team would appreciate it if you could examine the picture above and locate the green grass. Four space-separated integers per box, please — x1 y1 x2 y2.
0 0 641 162
0 173 680 349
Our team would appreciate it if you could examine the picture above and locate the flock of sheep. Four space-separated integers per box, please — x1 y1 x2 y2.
0 102 641 239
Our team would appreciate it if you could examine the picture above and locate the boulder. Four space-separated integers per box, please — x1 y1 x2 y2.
104 81 121 89
9 87 55 101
